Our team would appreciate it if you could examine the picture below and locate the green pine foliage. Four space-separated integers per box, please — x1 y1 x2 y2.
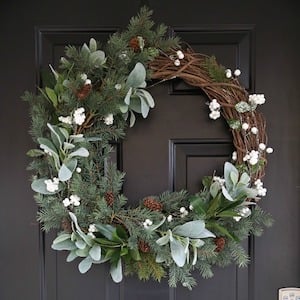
203 56 229 83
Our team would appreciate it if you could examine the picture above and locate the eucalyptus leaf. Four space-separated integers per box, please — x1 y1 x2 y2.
124 87 132 105
69 147 89 158
89 38 97 52
51 240 76 251
126 62 146 88
110 258 123 283
129 111 136 127
170 238 186 267
58 158 77 181
52 233 72 244
78 256 93 274
89 244 101 261
75 239 87 250
173 220 205 239
140 97 150 118
66 251 78 262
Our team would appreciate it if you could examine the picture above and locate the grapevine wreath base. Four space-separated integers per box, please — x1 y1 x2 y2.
25 7 273 289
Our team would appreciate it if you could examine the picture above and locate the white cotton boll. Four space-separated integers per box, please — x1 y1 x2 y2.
251 127 258 134
114 83 122 90
63 198 71 207
225 69 232 78
249 157 258 165
232 151 237 161
88 224 97 233
259 143 266 151
80 73 87 81
104 114 114 125
176 50 185 59
167 215 173 222
242 123 249 130
58 116 72 125
209 110 221 120
266 147 274 154
85 79 91 85
234 69 241 77
174 59 181 66
209 99 221 111
179 207 186 213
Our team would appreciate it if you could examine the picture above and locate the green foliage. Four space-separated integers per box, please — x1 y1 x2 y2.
203 56 229 83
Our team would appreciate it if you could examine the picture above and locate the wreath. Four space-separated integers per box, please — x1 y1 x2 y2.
24 7 273 289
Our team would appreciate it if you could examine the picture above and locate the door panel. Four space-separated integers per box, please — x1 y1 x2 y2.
1 1 299 299
37 26 251 299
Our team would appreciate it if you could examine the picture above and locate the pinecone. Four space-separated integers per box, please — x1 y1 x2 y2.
214 237 226 252
61 217 72 233
143 197 163 211
138 240 151 253
129 36 145 52
76 83 92 100
105 191 114 206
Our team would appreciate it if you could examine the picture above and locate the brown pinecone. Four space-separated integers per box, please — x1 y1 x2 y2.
214 237 226 252
61 217 72 233
138 240 151 253
143 197 163 211
105 191 114 206
129 37 141 52
76 83 92 100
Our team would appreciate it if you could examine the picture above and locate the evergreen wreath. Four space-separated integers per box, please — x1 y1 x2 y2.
24 7 274 289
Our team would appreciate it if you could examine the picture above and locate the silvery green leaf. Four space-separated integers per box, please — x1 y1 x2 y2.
222 186 234 201
140 97 150 118
69 212 83 234
81 43 90 54
94 224 115 240
235 101 251 113
138 89 155 108
126 62 146 88
120 104 129 113
47 123 65 149
49 64 59 81
89 244 101 261
124 87 132 105
69 134 85 143
227 119 241 129
90 50 106 66
129 111 136 127
239 172 250 185
230 170 239 185
85 136 102 142
244 187 258 198
66 251 78 262
59 127 70 140
156 234 170 246
51 240 76 251
198 228 216 238
110 259 123 283
170 238 186 267
192 239 205 248
75 239 86 250
31 178 61 195
89 38 97 52
63 142 75 150
210 181 220 198
224 162 238 189
78 256 93 274
69 147 89 158
155 253 165 263
63 79 71 88
173 220 205 239
58 159 77 182
76 247 90 257
52 233 71 244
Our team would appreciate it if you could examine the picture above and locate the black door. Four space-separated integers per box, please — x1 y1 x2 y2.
1 1 299 299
